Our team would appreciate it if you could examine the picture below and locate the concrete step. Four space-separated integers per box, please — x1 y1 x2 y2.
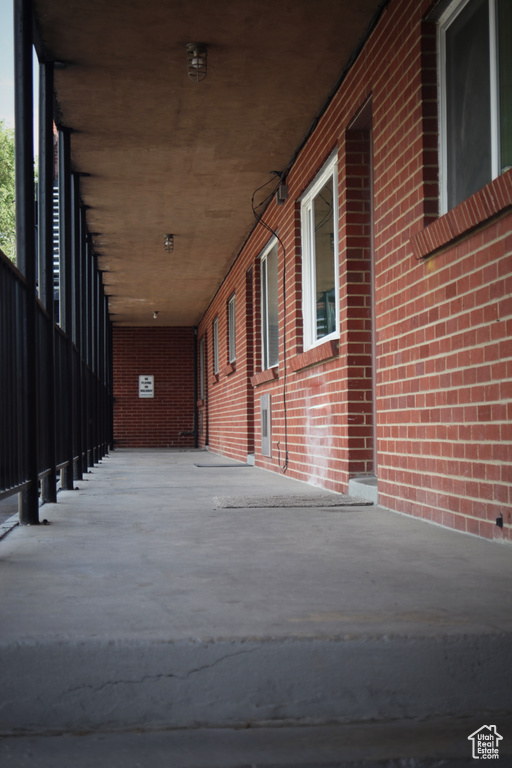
1 633 511 734
348 475 378 504
1 718 510 767
1 451 511 743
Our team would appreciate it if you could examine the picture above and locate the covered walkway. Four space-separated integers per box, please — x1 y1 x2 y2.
0 449 511 764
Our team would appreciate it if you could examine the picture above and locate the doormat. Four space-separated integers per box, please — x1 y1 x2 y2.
195 463 252 468
213 493 372 508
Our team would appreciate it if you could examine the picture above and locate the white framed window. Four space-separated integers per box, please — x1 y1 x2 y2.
300 152 339 350
260 238 279 370
212 316 219 375
438 0 512 213
228 293 236 363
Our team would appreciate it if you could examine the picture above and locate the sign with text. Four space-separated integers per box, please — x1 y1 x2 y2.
138 375 154 398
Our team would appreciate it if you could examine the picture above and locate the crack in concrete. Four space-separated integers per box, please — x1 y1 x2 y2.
64 646 258 696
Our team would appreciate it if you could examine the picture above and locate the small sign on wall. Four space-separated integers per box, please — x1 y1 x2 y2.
139 375 154 398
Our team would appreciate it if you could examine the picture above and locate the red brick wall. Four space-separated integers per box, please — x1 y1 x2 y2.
197 264 257 462
113 327 195 448
193 0 512 542
344 123 374 476
380 215 512 540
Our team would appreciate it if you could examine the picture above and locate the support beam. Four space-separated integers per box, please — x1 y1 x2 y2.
72 174 83 480
86 234 94 468
80 207 89 474
106 306 114 451
38 59 57 503
98 280 106 458
193 327 199 449
14 0 39 525
58 127 74 490
93 266 100 464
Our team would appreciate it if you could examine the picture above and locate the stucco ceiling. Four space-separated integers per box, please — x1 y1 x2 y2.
33 0 384 326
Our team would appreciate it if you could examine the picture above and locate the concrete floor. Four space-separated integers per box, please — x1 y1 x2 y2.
0 496 18 525
0 448 511 766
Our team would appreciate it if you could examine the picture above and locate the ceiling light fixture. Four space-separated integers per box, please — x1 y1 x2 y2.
187 43 207 82
164 233 174 253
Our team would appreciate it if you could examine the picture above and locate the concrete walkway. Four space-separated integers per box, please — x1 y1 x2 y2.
0 448 511 765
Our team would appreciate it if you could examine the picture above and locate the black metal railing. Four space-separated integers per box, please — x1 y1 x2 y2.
0 256 27 495
2 0 114 522
0 246 113 510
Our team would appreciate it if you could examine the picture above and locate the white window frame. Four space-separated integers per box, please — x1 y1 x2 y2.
260 236 279 370
213 316 219 375
228 293 236 363
300 152 339 351
438 0 502 214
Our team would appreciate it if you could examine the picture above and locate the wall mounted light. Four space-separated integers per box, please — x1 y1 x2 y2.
164 233 174 253
153 311 159 319
187 43 207 82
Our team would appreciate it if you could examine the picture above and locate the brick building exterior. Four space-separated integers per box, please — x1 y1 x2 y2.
113 327 196 448
114 0 511 542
